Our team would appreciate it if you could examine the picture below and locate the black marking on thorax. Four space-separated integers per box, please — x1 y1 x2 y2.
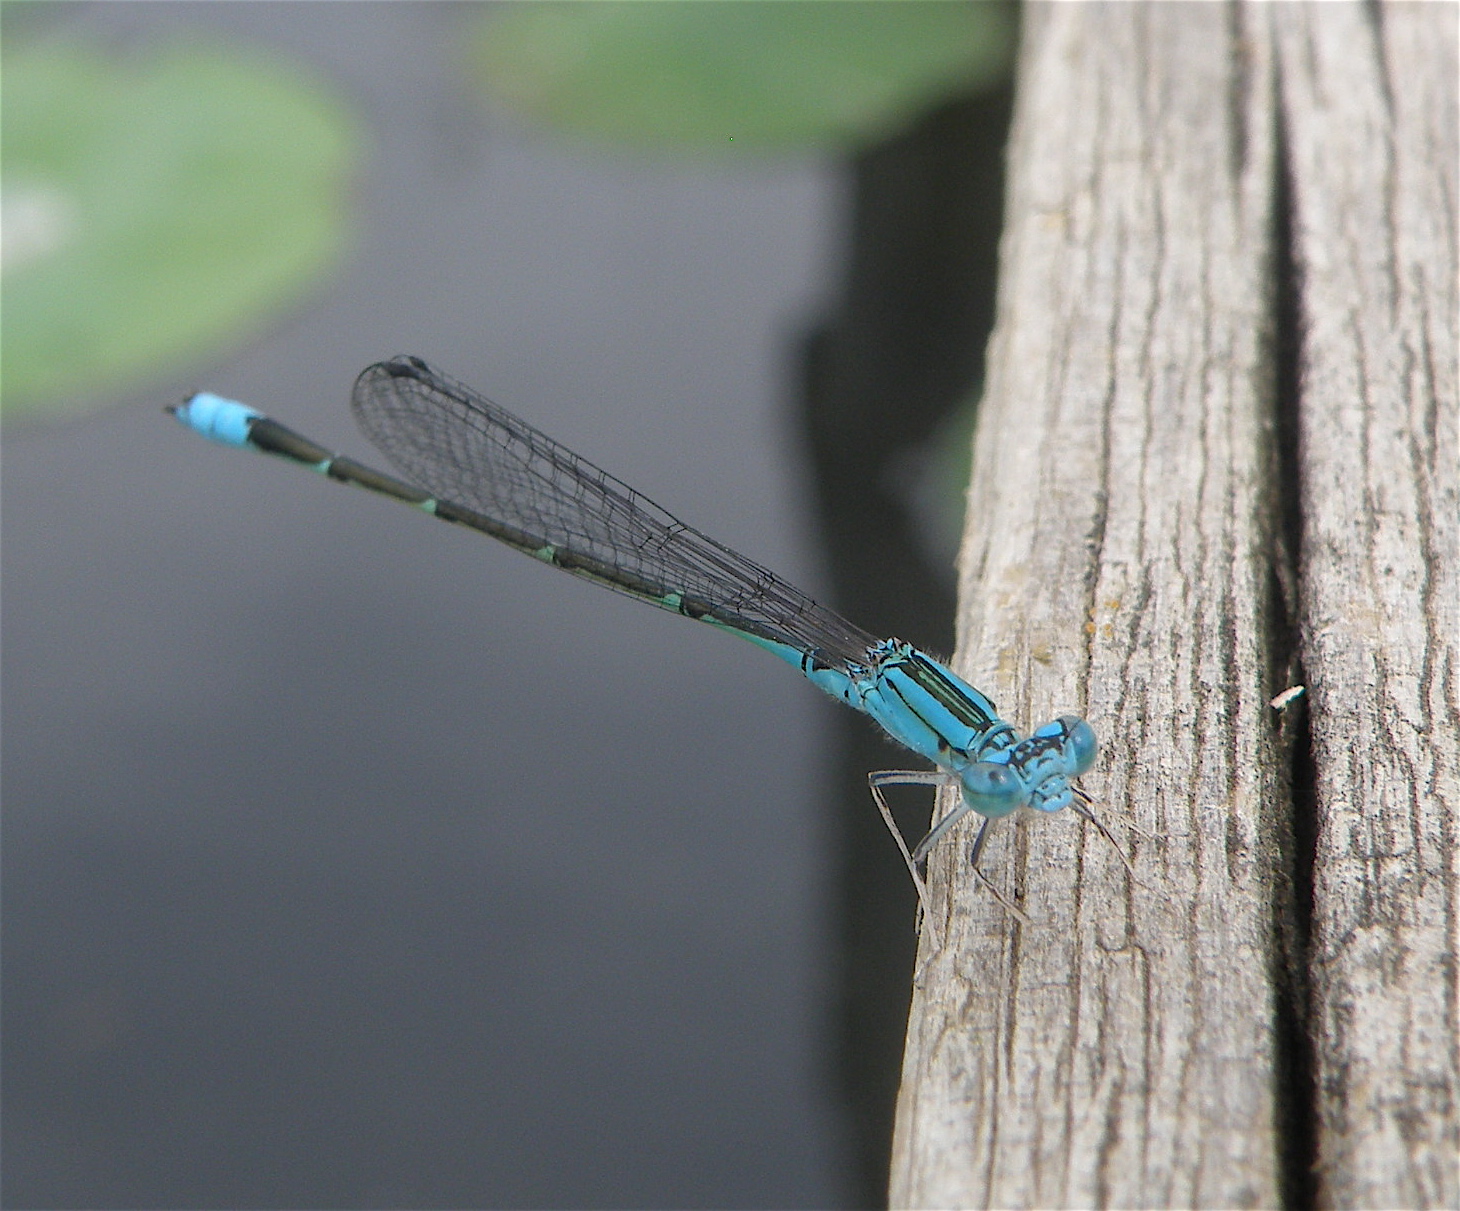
893 648 1000 731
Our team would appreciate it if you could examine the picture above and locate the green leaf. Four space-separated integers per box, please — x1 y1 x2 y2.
472 1 1014 153
1 40 360 421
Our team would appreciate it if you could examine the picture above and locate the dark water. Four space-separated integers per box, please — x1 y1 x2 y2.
3 5 849 1206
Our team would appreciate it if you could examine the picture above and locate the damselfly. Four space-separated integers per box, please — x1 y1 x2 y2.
171 356 1110 925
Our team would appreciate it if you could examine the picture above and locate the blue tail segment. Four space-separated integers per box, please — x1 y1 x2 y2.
170 393 261 448
169 356 1101 900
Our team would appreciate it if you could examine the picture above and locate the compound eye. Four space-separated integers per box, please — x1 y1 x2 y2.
1060 716 1098 775
960 761 1024 818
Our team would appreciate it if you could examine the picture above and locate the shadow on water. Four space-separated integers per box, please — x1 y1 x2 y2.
798 84 1015 1207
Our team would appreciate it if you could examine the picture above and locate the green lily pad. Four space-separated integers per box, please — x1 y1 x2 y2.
472 1 1014 152
2 40 359 421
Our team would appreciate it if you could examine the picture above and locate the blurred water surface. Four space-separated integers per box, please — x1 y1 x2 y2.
3 4 847 1206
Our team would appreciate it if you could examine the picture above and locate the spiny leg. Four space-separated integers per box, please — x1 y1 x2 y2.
1072 783 1155 839
867 769 948 946
909 796 976 865
881 776 1031 926
1069 797 1144 886
966 815 1032 925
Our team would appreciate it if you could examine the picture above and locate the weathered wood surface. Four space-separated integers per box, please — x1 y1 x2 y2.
1275 5 1458 1208
889 4 1456 1209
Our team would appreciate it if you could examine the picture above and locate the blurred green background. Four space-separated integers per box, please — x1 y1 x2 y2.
4 2 1010 420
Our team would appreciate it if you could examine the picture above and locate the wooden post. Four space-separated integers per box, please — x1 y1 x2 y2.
1275 5 1458 1208
888 5 1456 1209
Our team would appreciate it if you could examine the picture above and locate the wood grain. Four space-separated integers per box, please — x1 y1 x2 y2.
1275 4 1458 1208
889 4 1456 1207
